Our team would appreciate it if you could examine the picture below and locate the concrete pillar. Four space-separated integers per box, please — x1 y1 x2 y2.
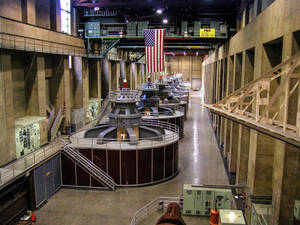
27 0 36 25
236 125 250 185
246 132 276 221
63 57 71 128
111 62 120 91
101 59 109 98
272 143 300 225
0 53 16 166
52 56 71 130
88 59 101 99
229 121 239 176
125 63 131 89
25 54 46 117
82 58 89 122
108 60 112 92
73 56 83 109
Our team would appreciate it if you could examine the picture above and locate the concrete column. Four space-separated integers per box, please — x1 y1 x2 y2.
131 63 137 90
246 132 276 221
82 58 89 122
63 57 71 128
229 121 239 175
0 53 16 166
111 62 120 91
236 125 250 185
88 59 101 99
101 59 109 98
73 56 83 109
108 61 112 92
27 0 36 25
96 59 102 99
272 143 300 225
26 54 46 117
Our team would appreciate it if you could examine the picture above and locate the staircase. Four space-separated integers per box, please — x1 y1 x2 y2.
47 104 56 130
50 108 65 142
60 139 117 191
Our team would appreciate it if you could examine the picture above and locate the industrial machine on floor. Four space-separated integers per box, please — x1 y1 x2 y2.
183 184 232 216
155 203 186 225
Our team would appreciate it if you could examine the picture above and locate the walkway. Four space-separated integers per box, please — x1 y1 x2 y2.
35 95 228 225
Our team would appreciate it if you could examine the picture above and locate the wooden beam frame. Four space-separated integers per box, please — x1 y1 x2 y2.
204 52 300 145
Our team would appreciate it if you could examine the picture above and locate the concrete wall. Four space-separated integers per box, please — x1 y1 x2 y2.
202 0 300 224
0 0 22 21
167 56 203 82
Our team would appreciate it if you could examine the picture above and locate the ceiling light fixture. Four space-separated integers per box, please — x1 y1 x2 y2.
156 9 163 14
162 18 168 24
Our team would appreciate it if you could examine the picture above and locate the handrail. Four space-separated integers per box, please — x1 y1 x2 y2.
0 32 85 56
60 139 117 190
0 140 60 189
130 196 182 225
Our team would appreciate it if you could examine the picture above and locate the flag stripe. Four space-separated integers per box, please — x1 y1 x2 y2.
144 29 165 73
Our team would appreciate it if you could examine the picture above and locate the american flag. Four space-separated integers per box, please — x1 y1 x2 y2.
144 29 165 73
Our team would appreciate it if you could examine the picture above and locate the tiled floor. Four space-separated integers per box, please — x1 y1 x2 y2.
35 96 228 225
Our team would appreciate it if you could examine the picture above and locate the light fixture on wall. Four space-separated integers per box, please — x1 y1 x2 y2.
162 18 168 24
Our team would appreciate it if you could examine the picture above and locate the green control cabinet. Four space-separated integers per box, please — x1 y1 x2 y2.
15 116 46 159
183 184 196 215
295 200 300 221
183 184 232 216
88 98 102 122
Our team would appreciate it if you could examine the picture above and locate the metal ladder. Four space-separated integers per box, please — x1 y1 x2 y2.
60 139 117 191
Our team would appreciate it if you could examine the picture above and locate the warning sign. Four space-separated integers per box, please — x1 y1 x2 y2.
200 29 215 38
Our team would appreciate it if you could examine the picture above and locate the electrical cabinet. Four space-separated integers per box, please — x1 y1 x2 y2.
181 21 188 36
183 184 195 215
295 200 300 221
251 203 272 225
215 189 232 209
15 116 46 159
219 209 246 225
88 98 102 122
183 184 232 216
85 22 101 37
137 21 149 36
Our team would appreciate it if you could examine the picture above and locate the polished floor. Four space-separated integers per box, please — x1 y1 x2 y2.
35 94 229 225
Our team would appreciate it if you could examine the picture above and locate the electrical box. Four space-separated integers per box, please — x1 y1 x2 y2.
194 21 201 37
85 22 101 38
183 184 195 215
251 203 272 225
15 116 46 159
137 21 149 36
215 189 232 209
88 98 102 122
219 209 246 225
183 184 232 216
294 200 300 221
127 22 137 37
181 21 188 36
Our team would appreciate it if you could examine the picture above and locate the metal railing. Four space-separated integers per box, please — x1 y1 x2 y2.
0 141 61 188
0 32 86 56
140 105 185 117
70 120 179 150
130 196 182 225
60 139 117 191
